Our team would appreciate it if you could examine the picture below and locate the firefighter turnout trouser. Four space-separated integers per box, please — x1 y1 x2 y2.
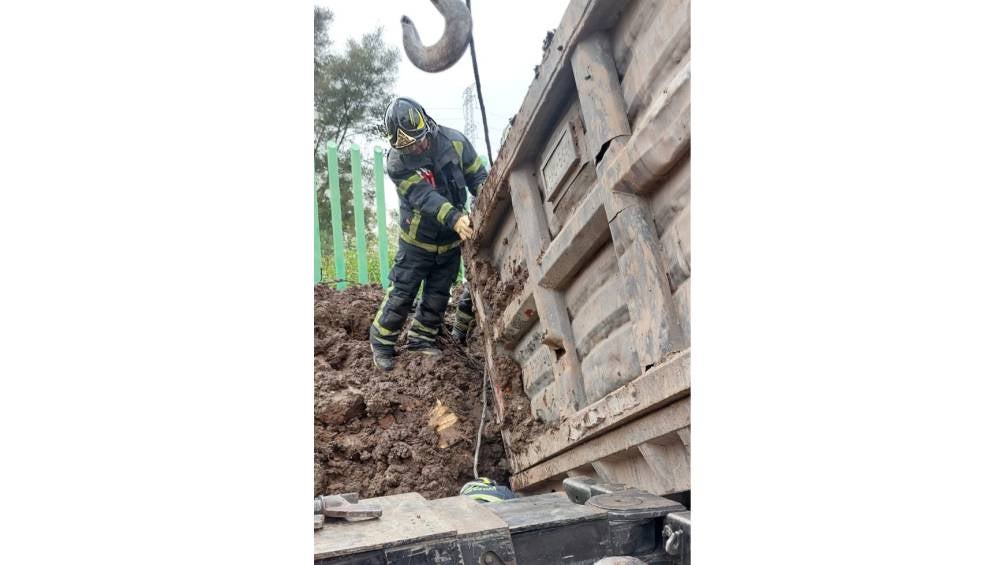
370 239 462 350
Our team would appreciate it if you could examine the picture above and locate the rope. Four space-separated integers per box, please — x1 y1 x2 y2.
473 360 489 478
466 0 494 166
443 327 494 479
464 1 494 474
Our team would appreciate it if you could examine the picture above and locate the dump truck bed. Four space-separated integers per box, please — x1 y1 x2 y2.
465 0 691 495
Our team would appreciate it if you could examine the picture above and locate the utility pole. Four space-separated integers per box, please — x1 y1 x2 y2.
462 84 479 152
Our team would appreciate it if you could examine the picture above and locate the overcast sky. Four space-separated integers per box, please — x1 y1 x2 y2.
316 0 569 212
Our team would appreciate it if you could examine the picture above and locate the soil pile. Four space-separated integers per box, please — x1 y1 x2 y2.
314 284 510 500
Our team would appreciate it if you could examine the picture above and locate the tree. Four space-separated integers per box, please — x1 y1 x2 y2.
314 6 399 258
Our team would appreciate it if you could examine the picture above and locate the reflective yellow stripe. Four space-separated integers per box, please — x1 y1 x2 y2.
398 173 422 197
371 333 396 345
452 140 464 161
412 319 436 335
371 286 399 336
400 232 462 254
407 330 436 343
436 202 454 224
408 209 421 239
465 156 483 174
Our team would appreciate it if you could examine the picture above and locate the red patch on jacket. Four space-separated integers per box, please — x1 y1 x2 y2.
419 168 436 187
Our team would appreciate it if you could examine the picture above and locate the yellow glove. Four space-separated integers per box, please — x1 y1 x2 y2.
453 214 473 241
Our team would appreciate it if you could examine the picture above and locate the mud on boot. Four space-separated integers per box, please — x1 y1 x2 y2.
370 343 397 371
405 339 442 356
450 325 469 346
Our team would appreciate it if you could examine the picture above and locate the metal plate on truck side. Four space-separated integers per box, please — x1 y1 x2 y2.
314 493 456 561
540 123 580 203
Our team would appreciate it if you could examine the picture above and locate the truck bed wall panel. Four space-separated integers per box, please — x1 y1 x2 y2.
648 156 690 238
564 242 619 322
488 209 524 278
570 272 631 360
513 323 564 425
581 323 642 404
649 148 690 293
673 279 691 345
466 0 691 492
615 0 691 130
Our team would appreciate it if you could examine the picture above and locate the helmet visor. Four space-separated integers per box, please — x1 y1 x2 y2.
391 127 428 150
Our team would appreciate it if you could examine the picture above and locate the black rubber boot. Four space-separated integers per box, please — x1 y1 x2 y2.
452 285 475 346
371 343 397 371
451 325 469 346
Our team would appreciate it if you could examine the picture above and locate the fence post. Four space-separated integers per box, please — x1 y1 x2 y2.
351 144 368 285
374 148 390 288
314 179 322 284
326 141 348 290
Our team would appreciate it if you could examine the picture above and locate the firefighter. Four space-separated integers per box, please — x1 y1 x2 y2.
370 97 486 371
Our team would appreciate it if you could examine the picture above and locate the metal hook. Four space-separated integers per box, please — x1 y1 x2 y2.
401 0 472 73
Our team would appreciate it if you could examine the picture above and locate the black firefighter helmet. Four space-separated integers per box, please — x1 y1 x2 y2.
385 97 437 150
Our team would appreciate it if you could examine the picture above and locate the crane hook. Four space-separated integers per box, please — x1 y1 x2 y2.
401 0 472 73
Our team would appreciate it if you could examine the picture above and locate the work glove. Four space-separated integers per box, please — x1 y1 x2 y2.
453 214 473 241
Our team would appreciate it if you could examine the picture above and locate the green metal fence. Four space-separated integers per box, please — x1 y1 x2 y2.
314 143 390 288
314 145 488 289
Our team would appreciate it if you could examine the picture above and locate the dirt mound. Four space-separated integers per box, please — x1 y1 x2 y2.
314 284 509 500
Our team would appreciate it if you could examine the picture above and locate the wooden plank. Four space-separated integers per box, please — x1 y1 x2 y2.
511 398 690 491
314 493 455 560
509 166 586 414
538 179 610 289
471 0 627 243
510 350 689 472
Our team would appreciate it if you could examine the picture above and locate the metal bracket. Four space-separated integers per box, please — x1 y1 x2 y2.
562 476 628 504
314 492 382 529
